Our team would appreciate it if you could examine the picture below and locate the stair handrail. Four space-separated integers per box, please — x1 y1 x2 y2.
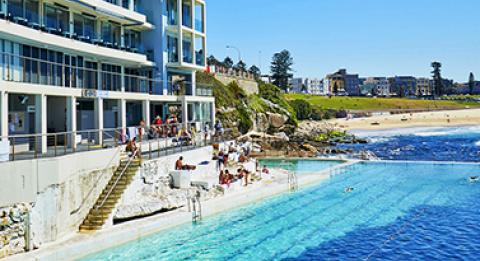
70 129 123 215
96 148 139 211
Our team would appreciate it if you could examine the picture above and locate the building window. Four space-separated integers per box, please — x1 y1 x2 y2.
167 0 178 25
195 35 205 66
182 32 193 64
182 0 192 28
43 4 69 35
101 63 121 91
167 34 178 63
194 2 204 33
74 13 96 41
124 30 141 52
101 21 121 47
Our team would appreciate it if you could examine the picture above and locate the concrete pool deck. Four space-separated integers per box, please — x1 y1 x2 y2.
6 160 359 261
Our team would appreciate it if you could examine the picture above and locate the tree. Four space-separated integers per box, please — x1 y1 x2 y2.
431 62 444 96
248 65 261 79
207 55 219 66
270 50 293 91
222 57 234 69
301 84 308 93
469 72 475 95
290 99 312 120
234 60 247 72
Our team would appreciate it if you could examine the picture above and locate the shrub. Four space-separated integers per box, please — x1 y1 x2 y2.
290 99 313 120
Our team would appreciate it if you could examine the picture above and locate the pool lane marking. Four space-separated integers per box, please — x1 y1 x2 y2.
363 186 445 261
220 164 411 260
267 165 424 260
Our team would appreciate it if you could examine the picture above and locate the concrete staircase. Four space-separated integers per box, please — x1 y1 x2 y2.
79 157 141 232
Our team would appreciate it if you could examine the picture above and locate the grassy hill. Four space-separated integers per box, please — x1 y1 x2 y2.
285 94 480 111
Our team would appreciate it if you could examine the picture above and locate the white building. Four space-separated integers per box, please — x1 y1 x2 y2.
0 0 213 154
290 77 326 95
363 77 390 96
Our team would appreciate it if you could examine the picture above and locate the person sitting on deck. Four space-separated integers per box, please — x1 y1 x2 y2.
262 166 270 175
153 116 162 126
175 156 197 171
237 168 251 187
126 137 138 157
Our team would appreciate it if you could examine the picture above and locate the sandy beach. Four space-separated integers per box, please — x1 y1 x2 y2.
329 108 480 131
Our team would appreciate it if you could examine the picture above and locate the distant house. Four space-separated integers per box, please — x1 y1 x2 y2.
325 69 359 96
290 78 326 95
415 78 432 97
362 77 390 96
388 76 417 97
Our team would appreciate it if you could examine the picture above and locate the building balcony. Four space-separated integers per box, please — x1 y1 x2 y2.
0 19 152 67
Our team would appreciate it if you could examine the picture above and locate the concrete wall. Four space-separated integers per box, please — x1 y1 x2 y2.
114 146 216 220
0 148 121 250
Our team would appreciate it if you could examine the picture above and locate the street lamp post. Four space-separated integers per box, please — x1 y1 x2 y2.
226 45 242 62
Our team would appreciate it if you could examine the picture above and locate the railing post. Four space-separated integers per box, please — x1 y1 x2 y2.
54 134 57 157
11 137 15 161
87 131 90 151
34 135 38 159
157 139 160 158
149 141 152 160
64 133 67 155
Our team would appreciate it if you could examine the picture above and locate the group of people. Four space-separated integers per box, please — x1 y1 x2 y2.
147 115 180 139
215 141 265 188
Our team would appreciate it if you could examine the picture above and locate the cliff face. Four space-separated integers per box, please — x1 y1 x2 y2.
197 72 297 135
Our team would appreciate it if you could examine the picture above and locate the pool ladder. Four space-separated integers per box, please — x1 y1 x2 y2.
187 191 202 223
288 171 299 192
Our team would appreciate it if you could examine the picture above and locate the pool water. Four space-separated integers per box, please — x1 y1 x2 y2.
81 161 480 260
259 159 344 173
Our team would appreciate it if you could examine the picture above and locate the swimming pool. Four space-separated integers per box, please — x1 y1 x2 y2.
81 161 480 260
259 159 345 173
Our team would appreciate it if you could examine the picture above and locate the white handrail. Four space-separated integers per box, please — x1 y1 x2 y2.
96 149 139 210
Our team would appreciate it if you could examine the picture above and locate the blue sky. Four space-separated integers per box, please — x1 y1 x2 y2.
206 0 480 82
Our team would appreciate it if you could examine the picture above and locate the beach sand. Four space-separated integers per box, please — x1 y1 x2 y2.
329 109 480 131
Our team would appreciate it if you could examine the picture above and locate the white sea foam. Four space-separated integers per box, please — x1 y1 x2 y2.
475 140 480 147
353 125 480 139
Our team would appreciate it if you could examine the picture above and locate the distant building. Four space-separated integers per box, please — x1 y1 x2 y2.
325 69 359 96
389 76 417 97
452 81 480 95
290 78 326 95
416 78 432 97
362 77 390 96
290 78 304 93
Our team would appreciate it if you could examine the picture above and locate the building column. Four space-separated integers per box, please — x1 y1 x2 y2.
94 98 103 145
181 98 188 128
35 94 47 154
190 72 196 97
128 0 134 11
142 100 150 126
0 91 8 140
66 96 77 149
210 101 215 127
118 99 126 129
120 66 126 92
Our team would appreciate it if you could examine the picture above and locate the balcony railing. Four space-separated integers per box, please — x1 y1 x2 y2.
0 125 233 163
0 52 211 96
0 10 144 55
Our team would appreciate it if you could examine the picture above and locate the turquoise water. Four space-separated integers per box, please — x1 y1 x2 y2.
81 161 480 260
259 159 344 173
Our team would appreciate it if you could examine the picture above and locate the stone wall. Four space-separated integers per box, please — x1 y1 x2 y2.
0 203 30 258
215 75 259 95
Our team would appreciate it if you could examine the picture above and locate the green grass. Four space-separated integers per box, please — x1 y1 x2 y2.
444 95 480 99
285 94 480 111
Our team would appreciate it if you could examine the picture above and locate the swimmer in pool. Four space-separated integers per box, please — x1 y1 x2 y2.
469 176 479 183
344 187 354 193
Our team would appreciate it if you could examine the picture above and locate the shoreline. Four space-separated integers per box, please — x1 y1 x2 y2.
328 108 480 131
7 161 356 261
